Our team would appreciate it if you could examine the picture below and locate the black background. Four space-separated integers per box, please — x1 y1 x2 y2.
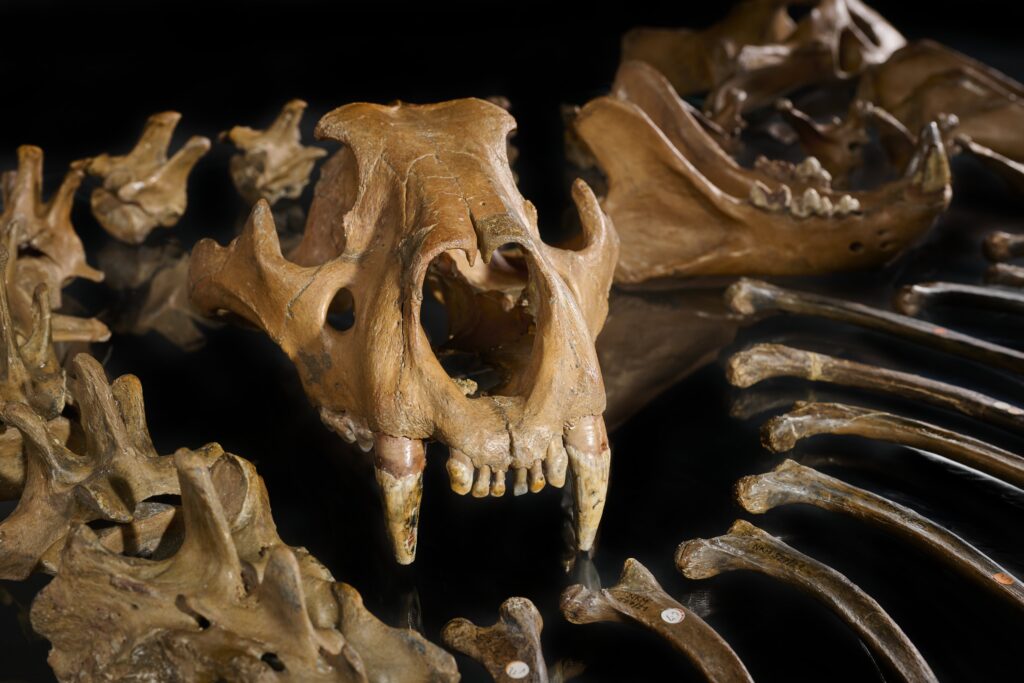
2 1 1024 681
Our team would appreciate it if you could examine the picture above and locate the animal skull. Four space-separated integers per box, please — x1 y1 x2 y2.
190 98 618 564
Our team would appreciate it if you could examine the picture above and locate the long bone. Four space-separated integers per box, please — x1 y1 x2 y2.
986 263 1024 288
984 230 1024 262
726 278 1024 372
727 344 1024 432
896 281 1024 318
560 558 752 682
676 520 938 683
443 597 548 682
737 459 1024 609
763 401 1024 489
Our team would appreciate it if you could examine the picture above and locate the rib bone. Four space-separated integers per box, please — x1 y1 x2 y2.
560 558 752 682
727 344 1024 432
763 401 1024 489
443 597 548 682
737 459 1024 609
676 520 938 683
727 277 1024 372
984 230 1024 262
986 263 1024 288
895 281 1024 317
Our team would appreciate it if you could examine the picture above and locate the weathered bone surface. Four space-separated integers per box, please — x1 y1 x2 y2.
575 61 950 284
443 597 547 682
727 344 1024 432
560 558 752 682
223 99 327 205
763 401 1024 489
86 112 210 244
676 520 938 683
986 263 1024 288
0 146 108 342
858 40 1024 164
191 99 618 563
983 230 1024 262
621 0 905 115
737 460 1024 609
896 281 1024 318
727 278 1024 372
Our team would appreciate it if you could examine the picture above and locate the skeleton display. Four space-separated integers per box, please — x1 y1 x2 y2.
86 111 210 244
763 401 1024 489
443 597 548 683
560 558 752 683
573 60 951 284
190 98 619 564
223 99 327 205
737 459 1024 609
676 520 938 683
0 145 109 342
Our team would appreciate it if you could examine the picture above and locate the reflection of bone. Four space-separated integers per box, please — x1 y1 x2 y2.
223 99 327 205
986 263 1024 288
86 112 210 244
727 278 1024 372
763 401 1024 489
576 61 950 284
622 0 905 115
443 597 548 683
983 230 1024 262
676 520 938 683
895 281 1024 318
737 460 1024 609
191 99 618 564
728 344 1024 432
561 558 752 682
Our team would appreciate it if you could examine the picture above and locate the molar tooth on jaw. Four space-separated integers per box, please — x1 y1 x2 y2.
373 434 425 565
446 449 474 495
748 181 791 212
472 466 492 498
791 188 822 218
564 415 611 552
545 438 569 488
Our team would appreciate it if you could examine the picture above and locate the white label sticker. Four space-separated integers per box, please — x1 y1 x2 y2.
660 607 684 624
505 660 530 679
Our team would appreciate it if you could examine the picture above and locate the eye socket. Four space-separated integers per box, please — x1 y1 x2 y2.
326 288 355 331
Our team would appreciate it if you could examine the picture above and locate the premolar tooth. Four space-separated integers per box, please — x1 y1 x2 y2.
748 181 791 212
795 156 832 186
513 467 529 496
490 469 507 497
564 415 611 552
472 466 492 498
749 181 771 209
545 439 568 488
447 449 473 495
373 434 425 565
817 195 833 217
529 460 546 493
792 188 822 218
834 195 861 216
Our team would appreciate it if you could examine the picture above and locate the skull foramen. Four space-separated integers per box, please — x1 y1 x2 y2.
190 99 619 564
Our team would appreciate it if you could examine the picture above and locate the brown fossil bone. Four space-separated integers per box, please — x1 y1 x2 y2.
986 263 1024 288
983 230 1024 263
575 60 950 284
737 459 1024 609
443 597 547 682
190 98 618 564
857 40 1024 165
223 99 327 205
956 136 1024 194
726 278 1024 372
621 0 905 116
676 520 938 683
86 111 210 244
560 558 752 682
0 146 109 342
895 281 1024 318
763 401 1024 489
727 344 1024 432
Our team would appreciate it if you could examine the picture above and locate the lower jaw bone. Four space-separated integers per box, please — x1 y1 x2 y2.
737 460 1024 611
762 401 1024 489
560 558 752 683
372 434 425 565
564 415 612 552
676 520 938 683
726 343 1024 433
442 597 548 683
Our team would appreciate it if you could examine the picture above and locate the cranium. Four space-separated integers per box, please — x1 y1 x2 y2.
190 98 618 563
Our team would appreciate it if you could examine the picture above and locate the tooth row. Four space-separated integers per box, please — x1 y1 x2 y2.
749 181 861 218
320 408 375 452
447 437 568 498
794 156 833 186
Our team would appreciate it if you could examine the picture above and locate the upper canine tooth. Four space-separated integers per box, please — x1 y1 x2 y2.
564 416 611 552
447 449 474 495
545 438 568 488
373 434 426 565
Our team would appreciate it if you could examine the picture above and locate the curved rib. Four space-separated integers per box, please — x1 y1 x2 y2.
895 281 1024 317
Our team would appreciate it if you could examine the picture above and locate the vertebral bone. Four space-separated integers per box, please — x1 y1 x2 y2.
443 597 547 683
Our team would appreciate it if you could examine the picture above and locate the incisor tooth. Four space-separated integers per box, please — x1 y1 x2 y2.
472 466 492 498
373 434 425 565
447 449 473 495
546 439 568 488
490 470 506 497
529 459 546 493
564 415 611 552
513 467 529 496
